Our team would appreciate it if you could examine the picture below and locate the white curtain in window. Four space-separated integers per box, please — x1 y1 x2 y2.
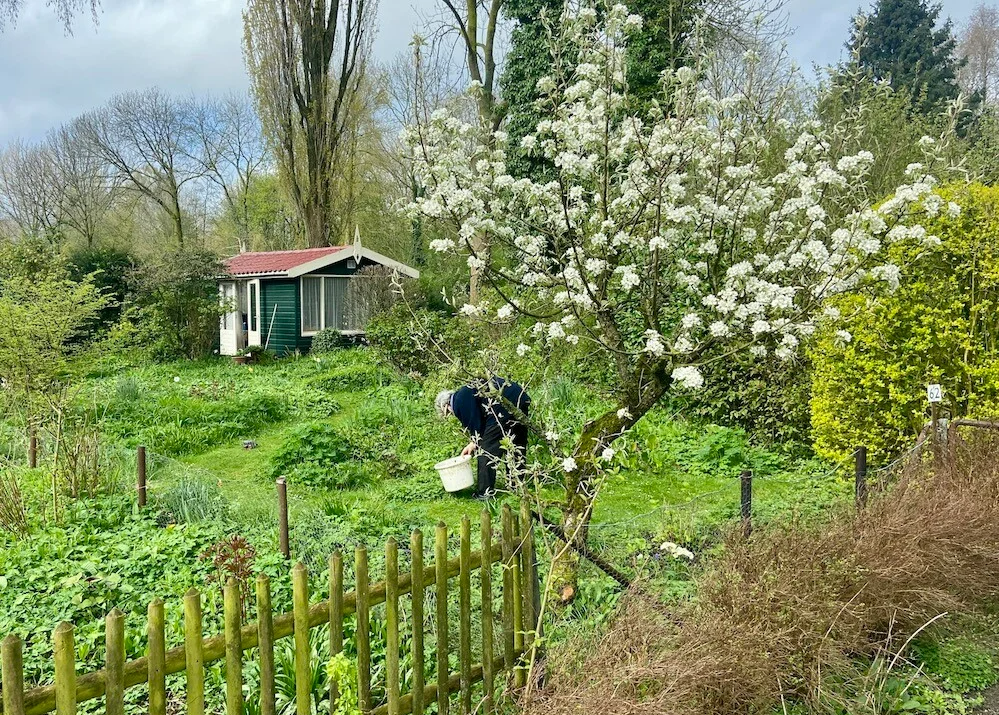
325 277 348 330
302 277 322 332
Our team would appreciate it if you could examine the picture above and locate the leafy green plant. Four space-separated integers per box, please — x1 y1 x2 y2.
158 477 229 524
311 329 352 354
269 423 369 490
327 653 361 715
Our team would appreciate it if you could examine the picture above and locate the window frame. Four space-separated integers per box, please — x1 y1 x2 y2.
300 274 365 336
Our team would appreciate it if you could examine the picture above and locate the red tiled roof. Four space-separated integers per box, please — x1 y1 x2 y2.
224 246 348 276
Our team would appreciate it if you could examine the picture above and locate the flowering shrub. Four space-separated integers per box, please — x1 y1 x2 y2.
405 0 958 570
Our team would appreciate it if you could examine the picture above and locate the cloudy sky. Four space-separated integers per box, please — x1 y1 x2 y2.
0 0 983 145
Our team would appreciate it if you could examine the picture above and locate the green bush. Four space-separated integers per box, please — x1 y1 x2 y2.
270 423 369 490
670 354 812 449
366 305 473 375
311 328 352 354
811 184 999 462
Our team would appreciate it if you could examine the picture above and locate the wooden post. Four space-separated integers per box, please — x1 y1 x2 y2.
105 610 124 715
148 599 166 715
136 446 147 508
28 431 37 469
355 546 372 712
328 553 344 709
500 505 515 675
54 623 76 715
277 477 290 560
459 517 472 714
224 579 243 715
855 446 869 509
519 500 540 653
480 510 495 715
931 402 942 465
510 508 524 688
292 564 310 715
257 574 276 715
184 589 205 715
2 634 26 715
435 523 449 715
740 470 753 539
386 538 401 715
411 530 425 715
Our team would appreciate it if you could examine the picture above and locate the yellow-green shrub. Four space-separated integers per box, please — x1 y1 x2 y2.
811 183 999 462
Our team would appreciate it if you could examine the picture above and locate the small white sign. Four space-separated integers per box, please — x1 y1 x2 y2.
927 384 943 403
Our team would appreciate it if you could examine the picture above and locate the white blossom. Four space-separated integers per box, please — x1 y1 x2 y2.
659 541 694 560
671 366 704 390
562 457 578 472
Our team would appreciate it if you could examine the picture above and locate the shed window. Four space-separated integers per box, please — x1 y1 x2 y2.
301 275 374 335
302 277 322 333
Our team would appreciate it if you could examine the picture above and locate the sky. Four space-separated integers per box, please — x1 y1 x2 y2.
0 0 984 145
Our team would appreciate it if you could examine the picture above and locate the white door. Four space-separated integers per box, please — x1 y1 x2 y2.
219 282 240 356
247 279 262 347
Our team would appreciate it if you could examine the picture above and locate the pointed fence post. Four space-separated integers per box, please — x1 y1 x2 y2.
148 599 166 715
257 575 276 715
459 517 472 714
292 564 311 715
105 609 125 715
184 589 205 715
480 510 495 715
355 547 372 712
410 530 425 715
54 623 76 715
435 523 449 715
2 634 25 715
328 553 344 710
386 538 401 715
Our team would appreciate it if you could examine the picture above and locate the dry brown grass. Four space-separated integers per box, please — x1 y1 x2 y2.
530 436 999 715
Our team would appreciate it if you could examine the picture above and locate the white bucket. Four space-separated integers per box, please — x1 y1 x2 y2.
434 454 475 492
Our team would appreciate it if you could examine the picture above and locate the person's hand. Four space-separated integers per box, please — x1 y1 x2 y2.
461 441 476 457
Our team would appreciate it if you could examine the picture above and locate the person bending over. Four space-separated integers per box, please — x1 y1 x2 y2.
435 377 531 497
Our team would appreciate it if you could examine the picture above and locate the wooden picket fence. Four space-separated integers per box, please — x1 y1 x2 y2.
0 504 541 715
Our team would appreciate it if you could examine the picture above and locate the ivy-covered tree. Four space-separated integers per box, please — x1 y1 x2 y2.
501 0 704 178
625 0 703 109
848 0 965 114
499 0 563 179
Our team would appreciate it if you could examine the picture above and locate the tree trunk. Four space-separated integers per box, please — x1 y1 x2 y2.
550 380 669 605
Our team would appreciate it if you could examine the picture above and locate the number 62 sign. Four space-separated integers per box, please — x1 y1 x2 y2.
927 384 943 403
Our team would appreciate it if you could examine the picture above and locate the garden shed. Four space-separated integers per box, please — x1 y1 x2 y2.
219 234 419 356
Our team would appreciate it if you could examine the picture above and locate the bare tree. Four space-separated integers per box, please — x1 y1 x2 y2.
430 0 508 300
385 36 470 265
47 118 120 248
959 2 999 103
188 94 269 253
0 140 62 241
0 0 98 32
81 89 205 248
243 0 378 248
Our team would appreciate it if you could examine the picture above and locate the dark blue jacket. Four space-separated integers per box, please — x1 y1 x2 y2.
451 377 530 437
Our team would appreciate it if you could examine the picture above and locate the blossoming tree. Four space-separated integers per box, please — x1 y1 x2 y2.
406 1 956 587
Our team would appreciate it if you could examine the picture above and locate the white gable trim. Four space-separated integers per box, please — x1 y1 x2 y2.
287 247 420 279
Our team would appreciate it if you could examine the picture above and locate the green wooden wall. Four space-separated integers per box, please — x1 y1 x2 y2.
260 279 310 355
